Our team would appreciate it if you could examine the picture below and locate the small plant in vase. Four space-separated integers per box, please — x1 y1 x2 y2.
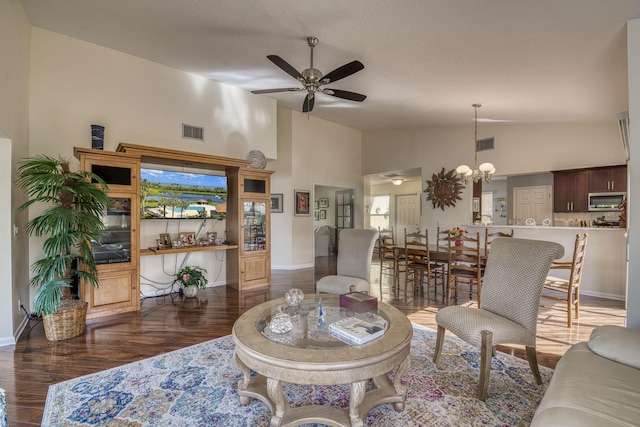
451 227 467 246
176 266 207 297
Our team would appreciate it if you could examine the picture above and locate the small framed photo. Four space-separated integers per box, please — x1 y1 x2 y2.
180 232 196 246
320 209 327 220
294 189 311 216
319 197 329 208
473 197 480 212
159 233 172 248
207 231 217 240
314 211 319 221
314 201 319 210
271 193 283 213
156 239 165 250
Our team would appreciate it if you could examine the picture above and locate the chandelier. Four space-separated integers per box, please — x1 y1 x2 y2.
456 103 495 184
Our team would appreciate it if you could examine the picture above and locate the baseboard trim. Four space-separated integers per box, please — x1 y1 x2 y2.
271 263 315 270
580 289 626 301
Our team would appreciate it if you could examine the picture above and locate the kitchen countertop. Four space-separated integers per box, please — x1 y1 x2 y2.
466 224 626 232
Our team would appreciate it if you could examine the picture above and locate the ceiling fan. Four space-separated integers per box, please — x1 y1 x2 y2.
252 36 366 113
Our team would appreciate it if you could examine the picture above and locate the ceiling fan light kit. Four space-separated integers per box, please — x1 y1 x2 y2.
456 103 496 184
391 178 404 186
252 36 366 113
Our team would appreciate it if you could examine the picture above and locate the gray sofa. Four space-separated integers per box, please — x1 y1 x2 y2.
531 325 640 427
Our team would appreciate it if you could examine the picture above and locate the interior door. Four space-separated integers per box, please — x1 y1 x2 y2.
395 193 420 245
514 185 552 225
335 189 354 252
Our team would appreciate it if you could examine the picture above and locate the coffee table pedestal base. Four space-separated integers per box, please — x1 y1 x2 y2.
236 352 411 427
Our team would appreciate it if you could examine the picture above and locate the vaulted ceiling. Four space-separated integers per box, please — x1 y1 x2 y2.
20 0 640 130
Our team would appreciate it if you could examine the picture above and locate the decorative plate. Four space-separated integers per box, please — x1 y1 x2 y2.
424 167 465 210
542 218 552 227
246 150 267 169
525 218 536 226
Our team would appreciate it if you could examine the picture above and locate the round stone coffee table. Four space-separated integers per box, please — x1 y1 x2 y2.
232 294 412 427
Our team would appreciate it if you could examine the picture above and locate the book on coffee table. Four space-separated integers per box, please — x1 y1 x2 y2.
328 316 387 345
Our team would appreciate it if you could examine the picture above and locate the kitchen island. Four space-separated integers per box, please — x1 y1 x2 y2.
466 225 627 301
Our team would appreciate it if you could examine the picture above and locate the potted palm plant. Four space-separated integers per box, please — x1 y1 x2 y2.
17 155 109 341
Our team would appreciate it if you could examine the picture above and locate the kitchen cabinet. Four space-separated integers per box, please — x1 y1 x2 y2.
75 148 141 319
553 170 588 212
588 165 627 193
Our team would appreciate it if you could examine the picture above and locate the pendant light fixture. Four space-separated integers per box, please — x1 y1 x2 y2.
456 104 495 184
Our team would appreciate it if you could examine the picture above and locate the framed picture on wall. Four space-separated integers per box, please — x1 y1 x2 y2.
271 193 283 213
320 209 326 220
294 189 311 216
319 197 329 208
314 201 319 210
314 211 319 221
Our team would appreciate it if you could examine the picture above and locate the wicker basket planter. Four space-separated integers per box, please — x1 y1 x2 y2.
42 300 88 341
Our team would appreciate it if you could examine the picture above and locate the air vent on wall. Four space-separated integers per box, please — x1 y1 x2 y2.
182 123 204 141
476 137 494 152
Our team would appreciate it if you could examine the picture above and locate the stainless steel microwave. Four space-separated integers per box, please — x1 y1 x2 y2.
588 192 626 211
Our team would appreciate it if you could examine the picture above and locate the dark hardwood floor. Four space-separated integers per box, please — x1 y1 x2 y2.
1 255 626 426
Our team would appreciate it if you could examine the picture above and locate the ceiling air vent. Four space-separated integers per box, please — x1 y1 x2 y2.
182 123 204 141
476 137 494 152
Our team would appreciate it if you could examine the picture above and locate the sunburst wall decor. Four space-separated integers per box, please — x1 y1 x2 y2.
424 167 465 210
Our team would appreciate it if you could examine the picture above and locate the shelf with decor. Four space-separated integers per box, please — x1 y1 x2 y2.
141 244 238 256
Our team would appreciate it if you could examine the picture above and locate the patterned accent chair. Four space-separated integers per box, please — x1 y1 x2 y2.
316 228 378 294
433 237 564 400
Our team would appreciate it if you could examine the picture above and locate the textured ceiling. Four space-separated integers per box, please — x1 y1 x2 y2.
19 0 640 131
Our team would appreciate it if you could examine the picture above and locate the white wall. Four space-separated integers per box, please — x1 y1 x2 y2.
626 18 640 329
26 28 278 307
362 123 624 244
0 0 31 346
270 109 362 269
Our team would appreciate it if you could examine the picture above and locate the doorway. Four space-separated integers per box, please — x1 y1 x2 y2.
513 185 552 225
395 193 420 245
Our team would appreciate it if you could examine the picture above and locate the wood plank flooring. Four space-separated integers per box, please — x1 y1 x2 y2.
0 255 626 426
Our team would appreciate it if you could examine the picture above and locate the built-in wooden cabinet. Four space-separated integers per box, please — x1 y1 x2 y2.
226 168 274 290
553 170 589 212
76 144 273 318
75 148 141 319
588 165 627 193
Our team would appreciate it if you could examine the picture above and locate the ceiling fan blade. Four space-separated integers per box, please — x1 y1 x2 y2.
251 87 302 94
267 55 303 80
322 89 367 102
302 93 315 113
321 60 364 84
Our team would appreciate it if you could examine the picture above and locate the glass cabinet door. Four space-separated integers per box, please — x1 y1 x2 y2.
92 197 132 264
243 201 267 251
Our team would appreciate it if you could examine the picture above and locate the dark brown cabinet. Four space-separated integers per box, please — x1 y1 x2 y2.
588 165 627 193
553 170 589 212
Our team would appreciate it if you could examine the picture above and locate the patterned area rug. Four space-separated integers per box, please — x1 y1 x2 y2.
43 325 551 426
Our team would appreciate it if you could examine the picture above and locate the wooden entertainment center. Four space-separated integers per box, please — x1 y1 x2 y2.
75 143 273 319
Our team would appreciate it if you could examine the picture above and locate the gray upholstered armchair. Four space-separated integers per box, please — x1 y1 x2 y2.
433 237 564 400
316 228 378 294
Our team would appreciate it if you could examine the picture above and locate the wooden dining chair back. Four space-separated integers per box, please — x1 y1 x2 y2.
404 228 443 300
378 226 403 292
446 231 483 306
541 233 588 327
484 228 514 256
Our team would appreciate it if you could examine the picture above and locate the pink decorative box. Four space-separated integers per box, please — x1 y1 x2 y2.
340 292 378 313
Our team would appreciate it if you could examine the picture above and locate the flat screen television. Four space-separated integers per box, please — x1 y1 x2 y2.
140 167 227 219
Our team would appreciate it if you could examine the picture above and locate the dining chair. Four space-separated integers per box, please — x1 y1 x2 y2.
316 228 378 294
404 228 443 300
446 231 482 306
378 226 404 292
540 233 588 327
484 228 514 256
433 237 564 400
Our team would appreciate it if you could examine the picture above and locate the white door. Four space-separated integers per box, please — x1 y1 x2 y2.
514 185 552 225
395 193 420 245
